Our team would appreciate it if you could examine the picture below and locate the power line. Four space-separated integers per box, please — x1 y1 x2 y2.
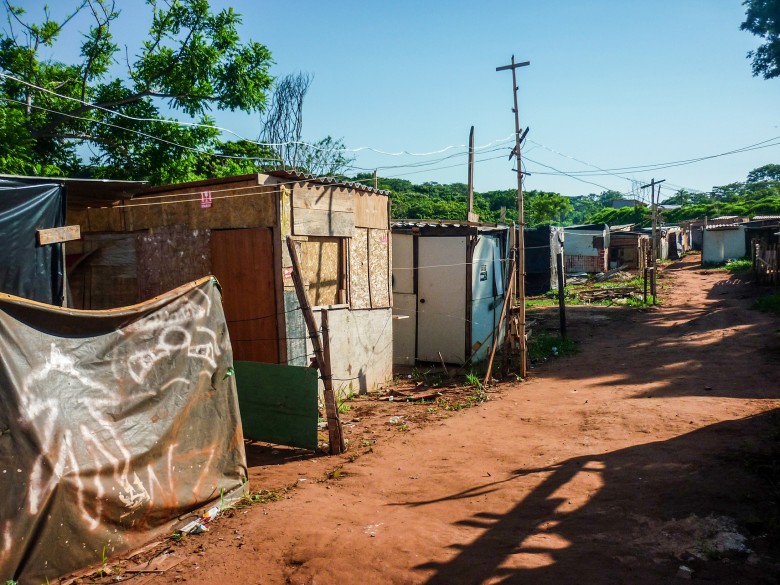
0 71 517 157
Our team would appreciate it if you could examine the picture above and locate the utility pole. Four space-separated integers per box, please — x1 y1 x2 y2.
641 177 665 304
467 126 478 222
496 55 530 378
373 169 378 190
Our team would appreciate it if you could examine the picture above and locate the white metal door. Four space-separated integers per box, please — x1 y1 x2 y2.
417 236 467 363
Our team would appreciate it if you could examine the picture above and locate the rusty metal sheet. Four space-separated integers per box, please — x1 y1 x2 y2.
0 276 245 584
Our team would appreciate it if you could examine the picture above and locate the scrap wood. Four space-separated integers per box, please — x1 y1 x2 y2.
592 264 628 282
577 286 640 301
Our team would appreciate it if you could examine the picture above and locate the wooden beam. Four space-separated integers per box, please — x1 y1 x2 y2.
285 236 345 455
483 255 516 386
37 225 80 246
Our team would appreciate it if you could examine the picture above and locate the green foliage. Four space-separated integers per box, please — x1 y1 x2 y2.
741 0 780 79
0 0 274 181
528 333 577 362
753 292 780 314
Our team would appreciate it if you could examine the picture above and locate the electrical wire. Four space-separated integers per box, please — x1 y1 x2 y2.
0 71 517 157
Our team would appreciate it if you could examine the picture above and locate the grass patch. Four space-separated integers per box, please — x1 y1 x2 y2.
528 333 577 362
753 292 780 314
701 257 752 273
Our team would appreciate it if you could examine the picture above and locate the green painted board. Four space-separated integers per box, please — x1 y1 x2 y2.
234 361 319 450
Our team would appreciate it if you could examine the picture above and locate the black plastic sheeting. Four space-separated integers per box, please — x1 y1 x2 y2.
524 225 564 295
0 276 246 584
0 179 66 305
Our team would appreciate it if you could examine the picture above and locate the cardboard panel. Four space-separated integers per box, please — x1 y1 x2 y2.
234 361 318 450
350 228 371 309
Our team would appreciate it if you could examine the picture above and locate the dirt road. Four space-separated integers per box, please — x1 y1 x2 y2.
140 255 780 584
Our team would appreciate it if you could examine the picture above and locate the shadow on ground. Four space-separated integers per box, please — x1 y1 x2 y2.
405 411 780 585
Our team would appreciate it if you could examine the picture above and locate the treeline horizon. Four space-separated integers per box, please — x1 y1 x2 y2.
353 163 780 228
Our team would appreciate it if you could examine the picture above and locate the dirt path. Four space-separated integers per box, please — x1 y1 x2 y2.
141 255 780 584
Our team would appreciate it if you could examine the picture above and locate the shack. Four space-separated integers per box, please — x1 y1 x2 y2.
391 221 510 366
524 225 564 295
745 218 780 285
67 171 393 399
563 223 610 273
701 224 747 264
608 228 650 270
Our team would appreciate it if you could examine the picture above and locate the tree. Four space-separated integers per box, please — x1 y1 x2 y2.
259 72 354 176
0 0 274 181
747 163 780 182
526 191 573 225
741 0 780 79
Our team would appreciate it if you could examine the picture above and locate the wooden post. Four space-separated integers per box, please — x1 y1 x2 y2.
556 251 566 338
483 256 516 386
642 178 665 305
467 126 479 222
496 55 530 378
643 267 648 303
285 236 345 455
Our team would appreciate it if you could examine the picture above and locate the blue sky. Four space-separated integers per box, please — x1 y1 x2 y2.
13 1 780 200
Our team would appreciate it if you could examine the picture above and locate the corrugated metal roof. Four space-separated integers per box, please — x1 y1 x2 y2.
752 215 780 220
266 170 390 195
392 219 509 232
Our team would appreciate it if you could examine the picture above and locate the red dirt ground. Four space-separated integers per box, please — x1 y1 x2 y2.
74 254 780 584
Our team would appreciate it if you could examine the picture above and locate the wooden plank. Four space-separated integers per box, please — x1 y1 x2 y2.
300 237 341 307
354 193 389 229
286 237 345 455
234 361 318 450
292 207 354 237
37 225 80 245
292 187 354 213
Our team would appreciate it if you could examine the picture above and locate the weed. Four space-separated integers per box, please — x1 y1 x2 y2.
360 439 374 448
398 423 410 432
346 451 360 462
328 466 345 479
99 543 108 578
754 292 780 314
426 406 439 414
464 372 483 389
701 258 752 273
528 333 577 362
171 531 184 542
337 390 355 414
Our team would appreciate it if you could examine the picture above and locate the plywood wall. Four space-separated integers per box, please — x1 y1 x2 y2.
300 237 341 307
77 178 277 233
291 185 355 237
136 225 212 300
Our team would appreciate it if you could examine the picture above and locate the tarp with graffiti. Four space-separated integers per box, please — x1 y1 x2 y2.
0 276 246 584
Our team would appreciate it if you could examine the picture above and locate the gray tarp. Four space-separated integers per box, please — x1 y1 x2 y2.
0 179 66 305
0 276 246 584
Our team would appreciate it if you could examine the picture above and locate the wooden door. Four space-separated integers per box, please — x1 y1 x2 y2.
211 228 279 363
